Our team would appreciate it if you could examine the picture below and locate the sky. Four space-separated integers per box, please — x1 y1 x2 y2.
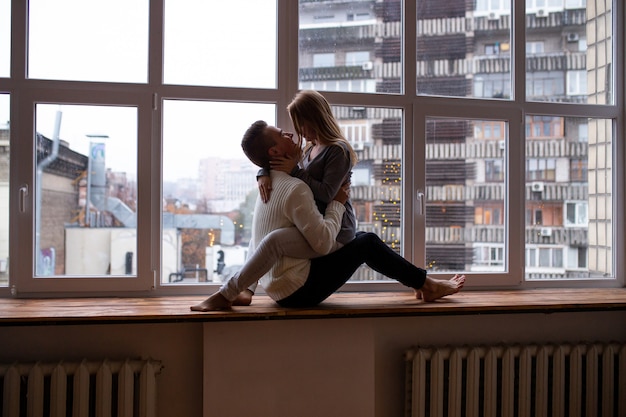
1 0 278 180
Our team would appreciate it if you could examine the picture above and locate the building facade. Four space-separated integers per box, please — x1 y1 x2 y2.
297 0 600 279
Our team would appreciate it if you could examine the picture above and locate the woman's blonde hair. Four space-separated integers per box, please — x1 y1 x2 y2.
287 90 358 166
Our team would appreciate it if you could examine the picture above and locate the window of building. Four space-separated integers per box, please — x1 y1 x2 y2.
526 158 556 181
526 246 564 269
345 51 370 66
570 158 587 182
474 0 510 15
473 74 511 99
565 201 588 227
473 244 505 268
525 116 564 139
526 41 545 54
566 70 588 96
313 53 336 68
485 160 505 182
565 0 585 9
567 246 588 269
526 72 565 100
0 0 622 295
475 205 503 225
485 44 501 55
526 202 563 227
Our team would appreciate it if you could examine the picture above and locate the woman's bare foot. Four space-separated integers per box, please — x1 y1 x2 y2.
420 274 465 302
232 289 253 306
190 292 232 312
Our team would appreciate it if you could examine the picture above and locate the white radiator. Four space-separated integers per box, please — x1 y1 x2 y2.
0 359 163 417
405 342 626 417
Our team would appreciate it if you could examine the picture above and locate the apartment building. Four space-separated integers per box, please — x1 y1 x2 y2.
298 0 596 279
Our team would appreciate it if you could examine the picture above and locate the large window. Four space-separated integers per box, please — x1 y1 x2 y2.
0 0 622 297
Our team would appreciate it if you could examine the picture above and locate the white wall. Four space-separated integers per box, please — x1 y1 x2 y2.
1 310 625 417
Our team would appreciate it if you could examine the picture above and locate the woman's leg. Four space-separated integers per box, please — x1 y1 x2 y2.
277 232 427 307
219 227 337 301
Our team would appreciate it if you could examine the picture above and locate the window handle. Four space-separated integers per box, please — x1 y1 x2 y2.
416 191 425 216
19 184 29 213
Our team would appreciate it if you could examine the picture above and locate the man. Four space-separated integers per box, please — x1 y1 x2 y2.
191 121 464 311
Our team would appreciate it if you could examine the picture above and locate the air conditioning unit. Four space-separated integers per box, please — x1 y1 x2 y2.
540 227 552 237
498 140 506 150
361 61 373 70
531 181 544 192
566 33 580 42
536 9 547 17
353 142 364 150
488 12 499 20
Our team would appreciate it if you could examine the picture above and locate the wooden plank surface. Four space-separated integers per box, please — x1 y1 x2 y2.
1 288 626 326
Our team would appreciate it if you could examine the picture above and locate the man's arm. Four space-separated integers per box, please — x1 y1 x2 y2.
285 181 347 255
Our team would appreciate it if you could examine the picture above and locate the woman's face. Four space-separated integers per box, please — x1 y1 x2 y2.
299 123 318 144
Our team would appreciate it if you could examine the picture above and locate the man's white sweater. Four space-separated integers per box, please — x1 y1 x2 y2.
250 170 346 300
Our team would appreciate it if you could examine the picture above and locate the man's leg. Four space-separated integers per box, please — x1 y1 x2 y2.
191 227 333 311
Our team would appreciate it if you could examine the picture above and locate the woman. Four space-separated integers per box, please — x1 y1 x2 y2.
259 89 358 245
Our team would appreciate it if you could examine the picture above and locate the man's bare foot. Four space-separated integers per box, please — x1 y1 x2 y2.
232 289 253 306
190 292 232 312
420 274 465 302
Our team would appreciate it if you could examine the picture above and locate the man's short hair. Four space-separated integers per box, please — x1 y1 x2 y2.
241 120 275 169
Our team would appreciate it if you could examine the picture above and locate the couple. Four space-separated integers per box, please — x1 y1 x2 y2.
191 120 464 311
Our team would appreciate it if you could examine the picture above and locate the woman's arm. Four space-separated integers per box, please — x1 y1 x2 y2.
293 144 351 204
256 168 272 203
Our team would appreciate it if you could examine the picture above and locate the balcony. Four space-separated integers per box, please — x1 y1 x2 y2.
299 65 374 82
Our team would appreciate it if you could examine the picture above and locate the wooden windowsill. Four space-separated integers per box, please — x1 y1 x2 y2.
1 288 626 326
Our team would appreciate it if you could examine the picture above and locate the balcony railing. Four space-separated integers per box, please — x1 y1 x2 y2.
299 65 373 82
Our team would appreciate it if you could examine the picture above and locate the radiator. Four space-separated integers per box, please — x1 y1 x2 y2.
405 342 626 417
0 359 163 417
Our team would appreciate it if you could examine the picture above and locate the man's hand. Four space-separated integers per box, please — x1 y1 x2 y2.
333 182 350 205
270 154 299 174
258 175 272 203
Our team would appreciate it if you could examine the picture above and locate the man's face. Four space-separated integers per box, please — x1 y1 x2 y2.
266 126 299 158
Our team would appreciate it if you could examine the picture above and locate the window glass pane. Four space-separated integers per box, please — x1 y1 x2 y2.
35 105 137 276
161 102 403 284
164 0 277 88
525 116 612 279
425 118 507 273
341 107 403 281
28 0 149 83
526 0 613 104
0 0 9 77
0 94 8 285
161 101 275 285
299 0 397 93
418 0 512 98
